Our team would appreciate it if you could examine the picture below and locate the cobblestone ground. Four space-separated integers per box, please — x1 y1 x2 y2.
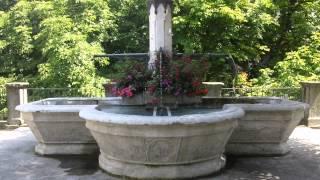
0 126 319 180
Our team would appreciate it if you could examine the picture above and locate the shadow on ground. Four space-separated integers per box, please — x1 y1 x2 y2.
46 155 99 176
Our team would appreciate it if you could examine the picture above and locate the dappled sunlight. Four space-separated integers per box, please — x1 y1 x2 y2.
0 127 32 141
249 171 280 180
289 126 320 158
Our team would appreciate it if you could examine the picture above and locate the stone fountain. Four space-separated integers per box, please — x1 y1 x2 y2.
16 0 308 179
80 0 244 179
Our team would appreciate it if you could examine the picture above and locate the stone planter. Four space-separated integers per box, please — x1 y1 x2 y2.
16 97 121 155
202 97 308 155
80 105 243 179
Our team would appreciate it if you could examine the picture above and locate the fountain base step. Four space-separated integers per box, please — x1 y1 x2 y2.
99 154 226 179
35 143 98 155
226 143 289 156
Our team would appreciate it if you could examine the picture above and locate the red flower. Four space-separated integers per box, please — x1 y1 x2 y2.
147 85 156 93
203 89 208 95
192 81 201 87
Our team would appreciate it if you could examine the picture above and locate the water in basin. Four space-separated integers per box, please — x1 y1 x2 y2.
98 105 219 116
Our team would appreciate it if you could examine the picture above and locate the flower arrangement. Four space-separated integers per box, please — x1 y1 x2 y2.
111 55 209 98
111 60 151 97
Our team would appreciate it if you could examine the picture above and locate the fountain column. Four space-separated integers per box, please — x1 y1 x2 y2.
148 0 173 68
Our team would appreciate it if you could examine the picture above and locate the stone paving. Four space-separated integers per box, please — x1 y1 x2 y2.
0 126 319 180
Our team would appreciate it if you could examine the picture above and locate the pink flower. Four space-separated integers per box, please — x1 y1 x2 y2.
119 87 134 97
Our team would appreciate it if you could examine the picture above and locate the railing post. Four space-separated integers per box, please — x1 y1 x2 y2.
301 81 320 128
202 82 224 97
103 82 117 97
6 82 29 127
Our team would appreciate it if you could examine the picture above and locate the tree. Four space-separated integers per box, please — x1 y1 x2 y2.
173 0 276 61
252 32 320 87
106 0 149 53
0 0 115 95
0 0 18 11
259 0 320 67
0 1 35 77
1 0 320 90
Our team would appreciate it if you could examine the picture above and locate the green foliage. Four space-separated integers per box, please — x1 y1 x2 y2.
0 76 15 88
205 56 235 87
259 0 320 67
0 76 11 119
0 0 115 96
106 0 148 53
0 0 17 11
1 0 320 91
0 1 35 76
173 0 276 61
253 32 320 87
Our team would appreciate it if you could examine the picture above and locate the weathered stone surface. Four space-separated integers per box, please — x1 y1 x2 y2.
149 0 173 68
102 82 116 97
0 120 7 129
202 82 224 97
15 98 121 155
202 97 308 155
301 81 320 128
35 143 98 155
6 82 29 126
1 127 320 180
80 105 243 179
118 94 202 105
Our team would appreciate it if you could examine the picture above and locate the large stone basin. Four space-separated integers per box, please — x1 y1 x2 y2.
202 97 309 155
16 97 121 155
80 105 244 179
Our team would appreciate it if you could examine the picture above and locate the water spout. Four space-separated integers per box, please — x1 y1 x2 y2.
152 106 172 116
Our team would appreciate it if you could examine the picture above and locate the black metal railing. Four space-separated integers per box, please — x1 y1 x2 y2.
25 86 303 102
221 87 301 101
96 52 239 87
27 88 104 102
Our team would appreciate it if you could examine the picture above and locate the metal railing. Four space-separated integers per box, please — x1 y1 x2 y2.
27 88 104 102
25 86 302 102
0 88 7 120
221 87 301 101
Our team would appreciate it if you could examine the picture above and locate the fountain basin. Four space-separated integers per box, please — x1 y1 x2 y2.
16 97 121 155
203 97 308 155
80 105 243 179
